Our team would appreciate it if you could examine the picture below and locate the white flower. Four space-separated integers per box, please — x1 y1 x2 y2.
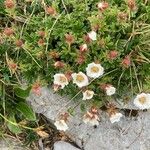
98 2 103 9
80 44 87 52
133 93 150 110
54 73 68 89
105 86 116 96
86 62 104 78
88 31 97 41
97 2 108 10
110 112 123 123
83 112 99 126
82 90 94 100
72 72 89 88
54 120 69 131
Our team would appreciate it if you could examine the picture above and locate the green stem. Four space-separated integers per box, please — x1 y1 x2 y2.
0 113 36 131
23 47 42 68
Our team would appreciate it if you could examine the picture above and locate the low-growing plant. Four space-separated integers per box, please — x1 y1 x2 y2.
0 0 150 140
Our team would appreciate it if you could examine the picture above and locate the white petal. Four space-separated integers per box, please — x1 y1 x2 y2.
83 113 99 126
110 113 123 123
133 93 150 110
98 2 103 9
88 31 97 41
54 120 68 131
54 73 68 89
86 62 104 78
72 72 89 88
82 90 94 100
106 86 116 96
90 119 99 126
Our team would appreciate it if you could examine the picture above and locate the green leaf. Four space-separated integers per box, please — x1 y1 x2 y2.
17 102 36 121
7 116 22 134
80 103 86 112
14 86 31 99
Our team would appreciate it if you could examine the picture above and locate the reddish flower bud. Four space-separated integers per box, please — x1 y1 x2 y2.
83 35 91 44
7 59 17 74
38 38 45 46
15 39 24 47
9 63 17 70
100 83 108 90
3 28 14 36
54 61 65 68
38 31 45 38
127 0 137 11
97 2 109 11
46 6 56 15
65 34 74 45
65 71 73 81
48 51 59 59
32 83 41 96
79 44 88 52
118 12 128 21
122 56 131 68
76 54 85 65
107 50 118 60
4 0 15 9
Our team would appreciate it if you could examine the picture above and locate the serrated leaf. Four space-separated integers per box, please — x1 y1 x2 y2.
14 86 31 99
7 116 22 134
17 102 36 121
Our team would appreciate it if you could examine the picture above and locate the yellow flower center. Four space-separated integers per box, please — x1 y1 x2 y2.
91 66 99 73
86 91 92 97
139 96 146 104
59 76 67 83
76 74 84 82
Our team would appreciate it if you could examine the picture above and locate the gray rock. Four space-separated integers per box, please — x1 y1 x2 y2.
0 138 29 150
84 111 150 150
54 141 80 150
27 87 150 150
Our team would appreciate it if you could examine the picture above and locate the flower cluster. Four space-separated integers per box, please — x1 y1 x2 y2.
53 62 105 89
1 0 149 136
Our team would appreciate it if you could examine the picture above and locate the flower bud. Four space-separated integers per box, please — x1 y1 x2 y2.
48 51 59 59
76 54 85 65
46 6 56 15
15 39 24 47
107 50 118 60
122 56 131 68
127 0 137 11
65 71 73 81
99 39 105 48
3 27 14 36
4 0 15 9
83 34 91 44
32 82 41 96
7 59 17 74
54 61 65 68
65 34 74 45
38 31 45 38
38 38 45 46
79 44 88 52
97 2 109 11
118 12 128 21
